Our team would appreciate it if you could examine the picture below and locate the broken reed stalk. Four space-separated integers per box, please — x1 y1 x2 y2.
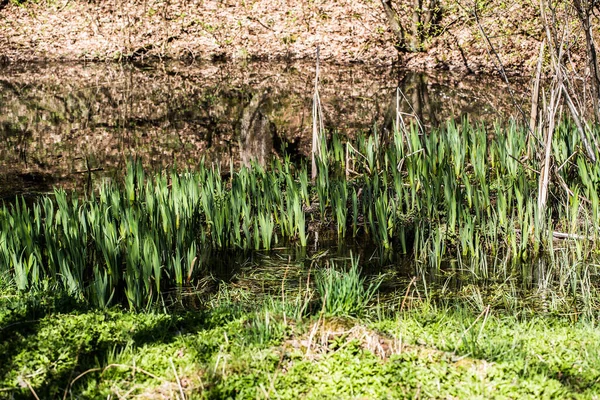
530 40 545 133
312 46 324 181
537 83 561 215
396 87 412 152
537 0 571 215
536 0 560 216
562 85 597 162
539 0 600 161
528 39 545 157
396 87 400 134
396 86 424 136
514 228 593 241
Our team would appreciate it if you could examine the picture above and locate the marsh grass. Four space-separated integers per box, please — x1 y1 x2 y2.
2 119 600 309
315 254 382 317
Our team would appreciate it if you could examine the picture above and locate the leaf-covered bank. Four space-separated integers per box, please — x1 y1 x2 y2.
0 0 544 73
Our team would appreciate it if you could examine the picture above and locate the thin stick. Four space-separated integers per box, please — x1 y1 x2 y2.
170 358 186 400
64 368 102 399
101 364 165 381
62 351 81 400
396 87 411 151
22 379 40 400
515 228 593 241
186 256 197 285
302 263 313 317
396 87 400 135
538 80 562 214
530 40 545 133
306 297 326 357
345 143 350 177
311 46 321 181
396 87 424 135
537 123 553 214
400 276 417 312
556 148 580 172
528 39 545 157
282 260 290 326
457 305 490 348
507 154 540 175
553 169 576 200
477 305 491 340
550 231 592 240
562 85 597 162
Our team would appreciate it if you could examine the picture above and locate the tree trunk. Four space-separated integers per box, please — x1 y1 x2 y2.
411 0 421 52
381 0 408 52
573 0 600 122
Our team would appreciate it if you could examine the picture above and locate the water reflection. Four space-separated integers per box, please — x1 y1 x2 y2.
239 90 274 167
0 61 528 198
187 240 594 315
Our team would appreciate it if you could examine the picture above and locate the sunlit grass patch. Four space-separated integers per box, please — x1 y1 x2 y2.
315 254 381 317
3 279 600 399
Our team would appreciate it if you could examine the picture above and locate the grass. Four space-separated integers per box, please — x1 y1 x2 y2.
315 253 381 317
2 269 600 399
2 117 600 397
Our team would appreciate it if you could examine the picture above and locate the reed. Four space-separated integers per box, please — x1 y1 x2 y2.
315 254 381 317
2 119 600 308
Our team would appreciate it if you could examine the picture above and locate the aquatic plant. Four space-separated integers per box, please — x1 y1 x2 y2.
2 119 600 308
315 254 381 317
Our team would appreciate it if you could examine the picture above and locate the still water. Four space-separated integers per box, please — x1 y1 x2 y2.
0 61 528 199
0 61 585 309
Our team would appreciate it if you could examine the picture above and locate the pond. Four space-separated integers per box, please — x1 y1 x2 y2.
3 61 575 313
0 61 528 199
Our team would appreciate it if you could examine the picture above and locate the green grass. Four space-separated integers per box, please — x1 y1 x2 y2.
2 280 600 399
315 254 381 317
2 254 599 398
2 119 600 310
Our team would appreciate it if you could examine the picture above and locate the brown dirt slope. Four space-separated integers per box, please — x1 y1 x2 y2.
0 0 542 73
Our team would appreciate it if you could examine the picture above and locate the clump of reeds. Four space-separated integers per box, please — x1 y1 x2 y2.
2 118 600 309
315 254 381 317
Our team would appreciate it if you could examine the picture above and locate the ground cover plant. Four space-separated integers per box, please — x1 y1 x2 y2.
2 118 600 398
2 259 600 399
